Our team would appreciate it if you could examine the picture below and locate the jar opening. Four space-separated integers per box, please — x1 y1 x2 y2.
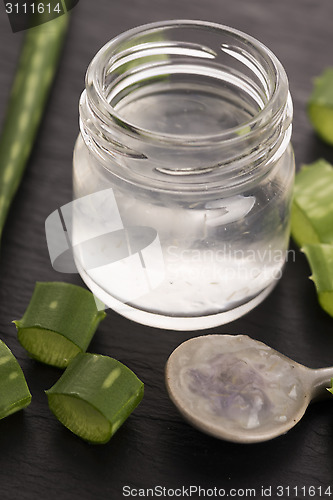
85 20 289 146
80 20 292 192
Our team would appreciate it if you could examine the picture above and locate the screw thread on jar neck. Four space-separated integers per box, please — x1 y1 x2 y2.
79 20 293 193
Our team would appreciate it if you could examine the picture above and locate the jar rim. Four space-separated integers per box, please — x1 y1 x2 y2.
85 19 289 147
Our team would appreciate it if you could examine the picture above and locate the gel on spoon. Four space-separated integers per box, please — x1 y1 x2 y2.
165 334 333 443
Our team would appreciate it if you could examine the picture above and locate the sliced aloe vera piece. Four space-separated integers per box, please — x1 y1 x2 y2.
327 378 333 395
14 282 106 368
307 67 333 145
46 353 144 443
302 243 333 317
291 159 333 247
0 339 31 419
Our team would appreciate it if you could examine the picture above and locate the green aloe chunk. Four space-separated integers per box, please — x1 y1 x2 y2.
46 353 144 444
302 243 333 317
308 67 333 145
291 159 333 247
14 282 106 368
0 339 31 419
327 378 333 395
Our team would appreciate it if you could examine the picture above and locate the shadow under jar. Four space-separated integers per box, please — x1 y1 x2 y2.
73 20 294 330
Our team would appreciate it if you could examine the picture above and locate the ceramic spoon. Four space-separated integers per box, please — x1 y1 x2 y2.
165 334 333 443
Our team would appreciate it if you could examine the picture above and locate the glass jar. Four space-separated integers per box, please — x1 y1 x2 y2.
73 20 294 330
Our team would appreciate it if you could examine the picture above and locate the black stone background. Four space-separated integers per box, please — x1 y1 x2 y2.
0 1 333 499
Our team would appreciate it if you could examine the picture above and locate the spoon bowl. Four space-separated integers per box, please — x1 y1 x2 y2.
165 334 333 443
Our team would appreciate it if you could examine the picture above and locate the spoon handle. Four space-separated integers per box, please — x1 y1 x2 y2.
310 367 333 400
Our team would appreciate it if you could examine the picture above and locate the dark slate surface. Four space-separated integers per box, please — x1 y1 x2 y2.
1 1 333 499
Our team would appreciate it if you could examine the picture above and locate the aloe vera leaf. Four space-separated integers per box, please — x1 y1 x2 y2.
0 339 31 419
307 67 333 145
291 159 333 247
302 243 333 317
46 353 144 444
0 14 69 242
14 282 106 368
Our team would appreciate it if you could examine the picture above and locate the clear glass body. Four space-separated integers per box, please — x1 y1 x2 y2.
73 20 295 330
